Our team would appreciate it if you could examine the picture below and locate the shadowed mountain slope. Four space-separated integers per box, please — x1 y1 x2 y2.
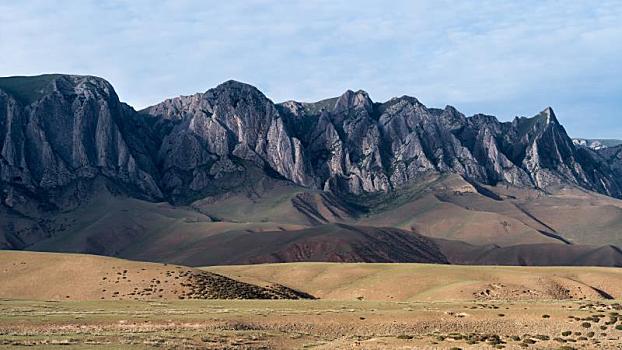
2 74 622 267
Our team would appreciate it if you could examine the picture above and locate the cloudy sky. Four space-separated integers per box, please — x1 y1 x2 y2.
1 0 620 138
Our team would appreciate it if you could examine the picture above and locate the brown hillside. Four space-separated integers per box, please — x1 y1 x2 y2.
0 251 312 301
206 262 622 302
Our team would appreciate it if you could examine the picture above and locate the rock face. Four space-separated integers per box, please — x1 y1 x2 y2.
591 144 622 181
0 75 161 212
142 81 313 201
144 82 622 199
1 74 621 210
278 100 621 197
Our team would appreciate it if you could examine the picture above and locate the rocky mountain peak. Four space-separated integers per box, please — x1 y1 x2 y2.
141 80 271 122
207 80 274 114
0 74 162 211
211 80 266 98
333 89 373 114
540 106 558 125
511 107 563 141
0 74 116 106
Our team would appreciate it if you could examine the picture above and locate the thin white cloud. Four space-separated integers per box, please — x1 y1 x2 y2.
0 0 620 137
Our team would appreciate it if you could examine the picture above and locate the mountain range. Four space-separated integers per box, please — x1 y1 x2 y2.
1 74 622 266
573 138 622 150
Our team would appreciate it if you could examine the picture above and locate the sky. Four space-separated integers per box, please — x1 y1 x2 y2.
0 1 621 138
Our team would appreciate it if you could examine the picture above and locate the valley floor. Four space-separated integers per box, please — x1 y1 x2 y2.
2 252 622 349
1 299 622 349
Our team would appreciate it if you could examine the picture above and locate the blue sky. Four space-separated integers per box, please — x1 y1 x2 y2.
1 1 620 138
